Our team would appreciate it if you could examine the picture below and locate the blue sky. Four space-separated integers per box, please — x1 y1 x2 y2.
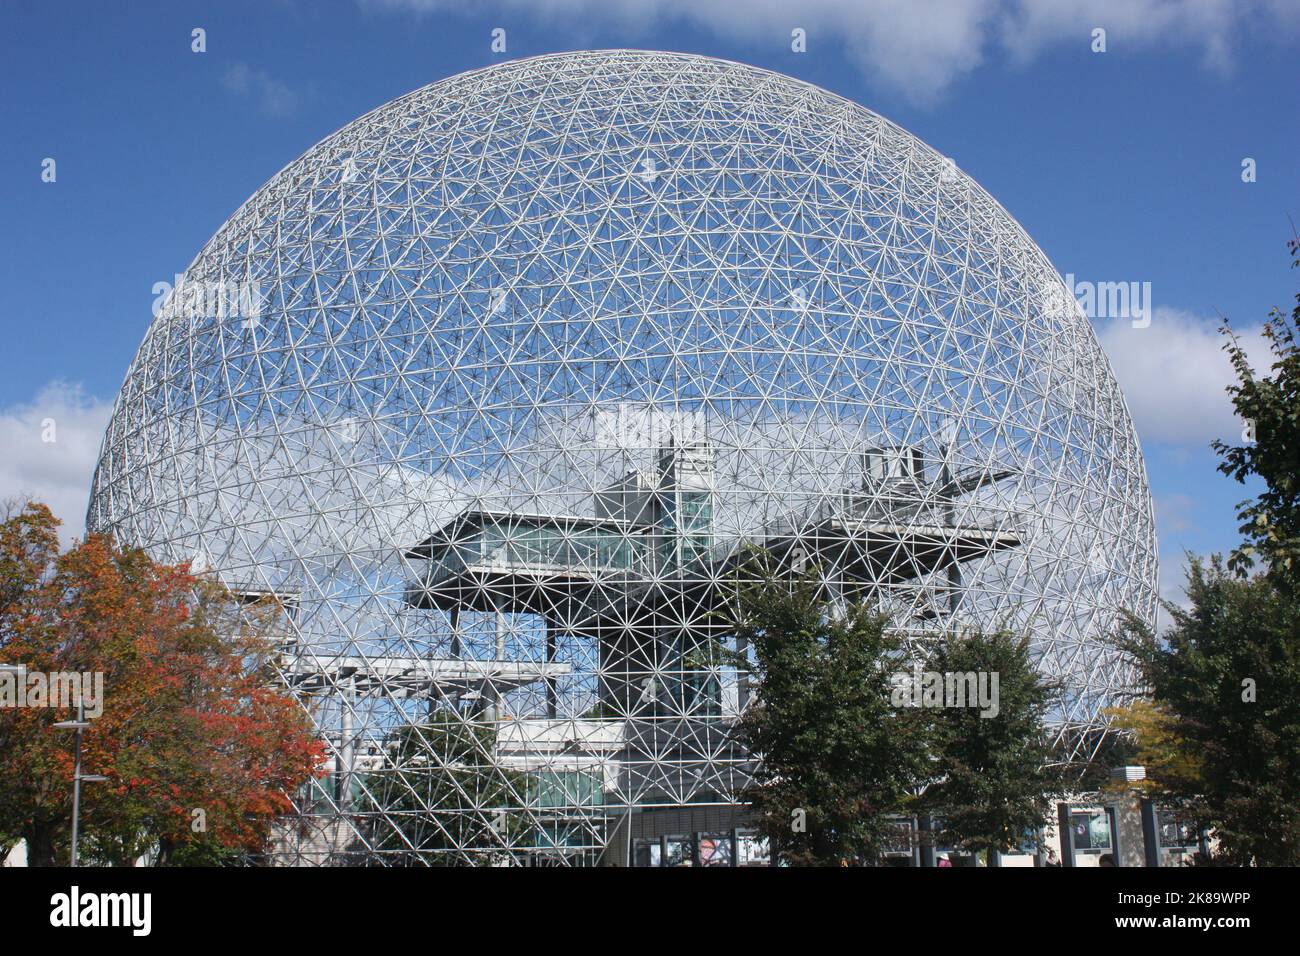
1 0 1296 605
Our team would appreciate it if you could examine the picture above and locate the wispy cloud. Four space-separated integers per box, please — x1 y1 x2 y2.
222 62 303 117
0 381 113 545
363 0 1300 103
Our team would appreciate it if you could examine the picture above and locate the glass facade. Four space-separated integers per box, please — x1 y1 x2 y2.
424 515 652 584
632 830 769 867
660 489 713 570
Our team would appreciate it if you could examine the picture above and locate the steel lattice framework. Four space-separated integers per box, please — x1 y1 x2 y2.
87 50 1157 866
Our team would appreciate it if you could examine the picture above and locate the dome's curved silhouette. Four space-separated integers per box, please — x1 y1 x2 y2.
88 50 1157 865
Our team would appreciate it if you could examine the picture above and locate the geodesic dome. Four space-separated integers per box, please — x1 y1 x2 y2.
88 50 1157 865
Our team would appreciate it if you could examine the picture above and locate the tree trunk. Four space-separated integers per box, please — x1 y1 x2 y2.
24 820 59 867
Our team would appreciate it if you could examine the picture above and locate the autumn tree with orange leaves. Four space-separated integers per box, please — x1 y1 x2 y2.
0 501 323 866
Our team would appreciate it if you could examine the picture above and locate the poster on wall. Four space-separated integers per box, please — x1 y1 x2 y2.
1071 809 1112 851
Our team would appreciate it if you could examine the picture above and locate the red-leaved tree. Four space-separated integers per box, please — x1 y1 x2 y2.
0 501 323 866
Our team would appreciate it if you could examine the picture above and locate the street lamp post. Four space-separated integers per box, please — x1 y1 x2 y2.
53 697 106 867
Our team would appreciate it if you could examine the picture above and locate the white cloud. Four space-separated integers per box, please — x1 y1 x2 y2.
1095 306 1267 448
222 63 302 117
1002 0 1239 72
0 382 113 544
365 0 1300 103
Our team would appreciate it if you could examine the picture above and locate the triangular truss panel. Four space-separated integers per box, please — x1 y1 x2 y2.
87 51 1157 865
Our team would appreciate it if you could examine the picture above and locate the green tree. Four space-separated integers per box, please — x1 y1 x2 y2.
728 564 931 866
917 630 1063 861
1116 558 1300 865
365 715 528 866
1212 237 1300 585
